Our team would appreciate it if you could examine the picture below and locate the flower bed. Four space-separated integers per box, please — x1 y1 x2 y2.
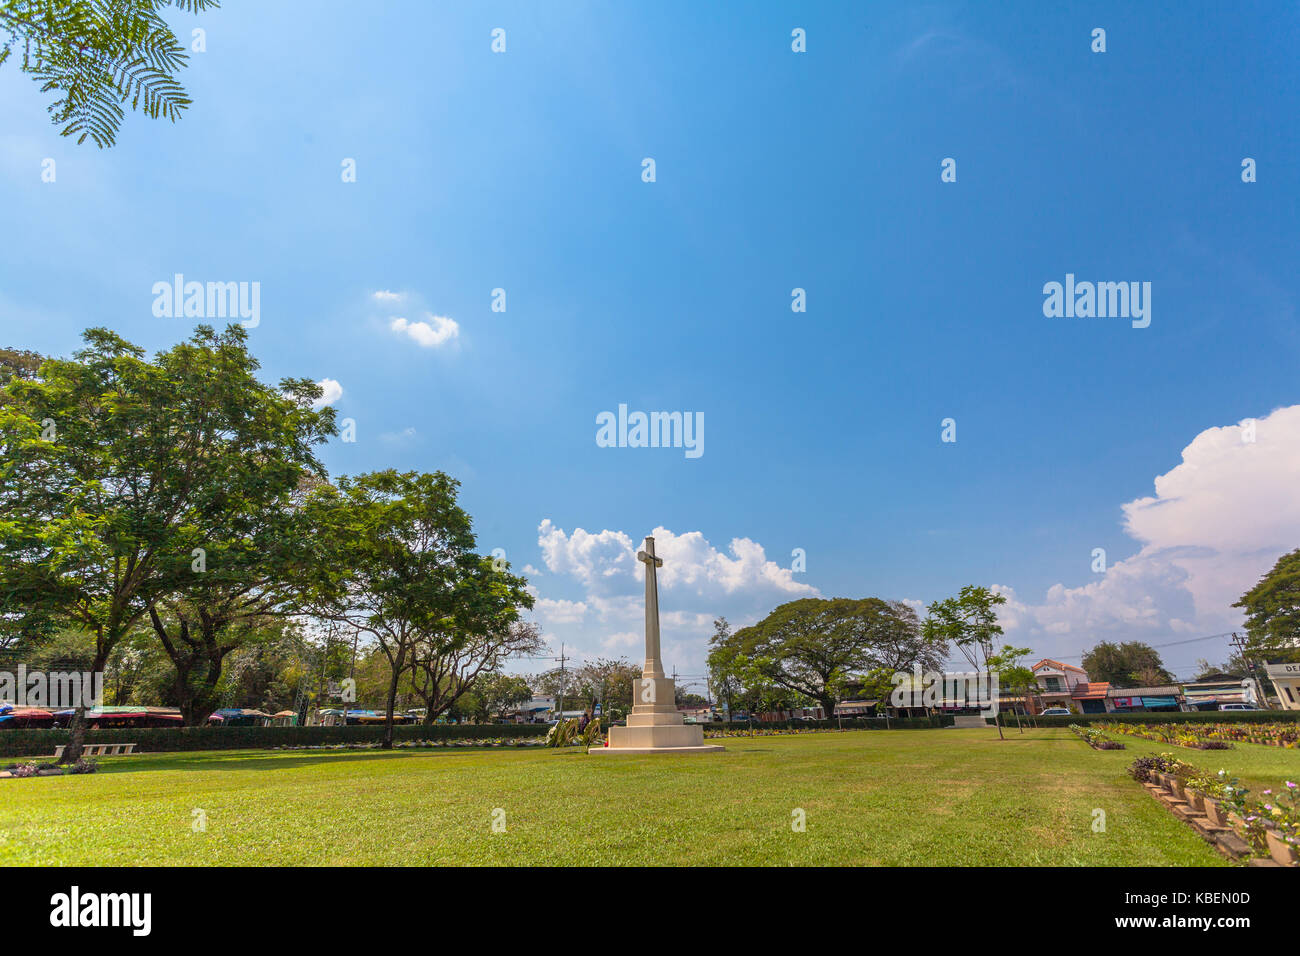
0 757 96 778
1184 722 1299 748
1128 751 1299 866
1102 721 1233 750
1069 724 1124 749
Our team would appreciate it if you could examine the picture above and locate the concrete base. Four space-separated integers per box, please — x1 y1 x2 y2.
590 744 725 755
596 675 724 754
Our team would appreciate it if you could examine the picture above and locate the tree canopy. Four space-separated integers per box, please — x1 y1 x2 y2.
0 0 218 146
1079 641 1173 688
1235 548 1300 663
714 597 948 719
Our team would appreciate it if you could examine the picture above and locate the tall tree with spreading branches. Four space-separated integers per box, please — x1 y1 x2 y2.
0 325 333 757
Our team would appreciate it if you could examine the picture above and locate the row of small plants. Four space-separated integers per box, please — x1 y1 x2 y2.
1 758 98 778
1130 752 1299 864
271 737 550 752
1101 721 1232 750
1171 722 1300 749
1068 724 1124 749
703 726 862 739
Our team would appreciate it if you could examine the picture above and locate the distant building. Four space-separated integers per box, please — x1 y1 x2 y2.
505 696 556 723
834 700 878 718
1070 682 1112 714
1182 672 1249 711
1264 663 1300 710
1031 660 1090 713
1106 685 1183 713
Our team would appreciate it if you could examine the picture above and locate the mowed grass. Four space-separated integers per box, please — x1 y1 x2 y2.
0 727 1268 866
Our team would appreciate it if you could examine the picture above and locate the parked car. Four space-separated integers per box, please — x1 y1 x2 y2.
1040 707 1072 716
1218 703 1260 711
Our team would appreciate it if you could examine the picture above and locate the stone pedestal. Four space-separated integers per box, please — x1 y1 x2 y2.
594 677 724 755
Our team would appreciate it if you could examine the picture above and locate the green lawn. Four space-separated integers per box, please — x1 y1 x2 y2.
4 727 1290 866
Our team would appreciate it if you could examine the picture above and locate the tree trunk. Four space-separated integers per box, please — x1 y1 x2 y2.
382 647 406 749
59 648 110 764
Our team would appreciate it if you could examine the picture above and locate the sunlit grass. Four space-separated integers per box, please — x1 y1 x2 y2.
0 728 1252 866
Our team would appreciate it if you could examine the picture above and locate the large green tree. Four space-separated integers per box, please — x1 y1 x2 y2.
0 0 217 146
307 470 533 748
1080 641 1172 688
1235 548 1300 663
0 325 333 755
720 597 944 720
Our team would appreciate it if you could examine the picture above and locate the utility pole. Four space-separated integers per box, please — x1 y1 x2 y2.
554 644 568 722
1230 632 1268 708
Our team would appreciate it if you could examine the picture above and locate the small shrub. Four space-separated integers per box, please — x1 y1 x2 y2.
10 762 38 778
1128 752 1187 782
68 758 98 774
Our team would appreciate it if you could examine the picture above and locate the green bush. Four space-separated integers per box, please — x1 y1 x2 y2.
0 722 549 758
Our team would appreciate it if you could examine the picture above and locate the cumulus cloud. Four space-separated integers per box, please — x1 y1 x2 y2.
1001 405 1300 659
537 520 817 604
523 520 819 673
533 597 588 625
601 631 640 650
312 378 343 409
390 314 459 348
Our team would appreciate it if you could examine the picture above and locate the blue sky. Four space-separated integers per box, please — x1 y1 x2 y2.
2 1 1297 680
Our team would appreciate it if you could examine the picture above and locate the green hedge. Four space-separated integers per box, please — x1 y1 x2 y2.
703 716 953 731
984 710 1300 728
0 722 549 758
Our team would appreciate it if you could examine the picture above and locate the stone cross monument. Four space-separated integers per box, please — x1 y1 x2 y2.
594 536 723 755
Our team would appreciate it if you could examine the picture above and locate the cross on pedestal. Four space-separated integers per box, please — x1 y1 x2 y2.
637 537 665 679
591 531 723 754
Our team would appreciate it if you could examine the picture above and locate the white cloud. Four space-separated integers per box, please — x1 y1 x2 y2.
601 631 640 650
1001 405 1300 662
390 314 459 348
521 521 818 674
312 378 343 408
372 290 405 303
378 426 417 444
534 597 588 625
536 520 816 604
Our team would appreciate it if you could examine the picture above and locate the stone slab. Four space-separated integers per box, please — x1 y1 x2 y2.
1189 818 1227 839
589 744 725 755
1214 831 1253 860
